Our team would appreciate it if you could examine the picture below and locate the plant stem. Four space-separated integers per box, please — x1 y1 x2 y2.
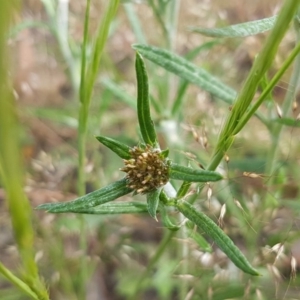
0 1 49 298
77 2 119 298
78 0 119 196
179 212 189 300
0 261 39 300
53 0 79 93
208 0 299 172
232 40 300 136
132 230 176 299
123 3 147 44
263 14 300 206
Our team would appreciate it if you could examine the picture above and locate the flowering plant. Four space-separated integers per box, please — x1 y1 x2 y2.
38 53 258 276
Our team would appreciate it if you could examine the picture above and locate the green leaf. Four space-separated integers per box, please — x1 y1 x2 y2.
67 202 148 214
132 44 236 104
273 117 300 127
96 135 132 159
176 200 259 276
135 51 158 145
190 15 277 38
82 0 119 103
146 188 161 220
37 178 132 213
160 148 169 158
169 163 223 182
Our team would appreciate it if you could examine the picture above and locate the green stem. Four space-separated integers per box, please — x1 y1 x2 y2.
77 1 119 298
179 212 189 300
232 40 300 136
132 230 176 299
208 0 299 172
0 1 49 298
79 0 91 107
263 15 300 206
0 261 38 300
148 0 168 42
123 3 147 44
43 0 79 94
166 0 180 52
78 0 91 197
78 0 119 196
166 0 181 113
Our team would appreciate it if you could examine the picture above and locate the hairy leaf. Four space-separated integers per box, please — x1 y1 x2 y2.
169 163 223 182
67 201 148 214
176 200 259 275
190 15 277 38
37 178 132 213
135 52 157 145
133 44 236 104
96 135 132 159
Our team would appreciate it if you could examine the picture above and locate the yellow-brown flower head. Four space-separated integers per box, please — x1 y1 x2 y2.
120 145 169 194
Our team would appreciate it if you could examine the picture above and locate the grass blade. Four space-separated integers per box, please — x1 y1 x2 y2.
37 178 132 213
176 200 259 276
135 52 158 145
169 163 223 182
190 15 277 38
132 44 237 104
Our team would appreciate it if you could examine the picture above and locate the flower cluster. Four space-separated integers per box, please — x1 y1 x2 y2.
120 145 169 194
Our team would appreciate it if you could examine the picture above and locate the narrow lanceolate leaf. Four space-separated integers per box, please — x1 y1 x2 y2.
146 188 161 220
169 163 223 182
37 178 132 213
132 44 236 104
68 202 148 214
96 135 132 159
176 200 259 276
135 52 157 145
190 15 277 38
